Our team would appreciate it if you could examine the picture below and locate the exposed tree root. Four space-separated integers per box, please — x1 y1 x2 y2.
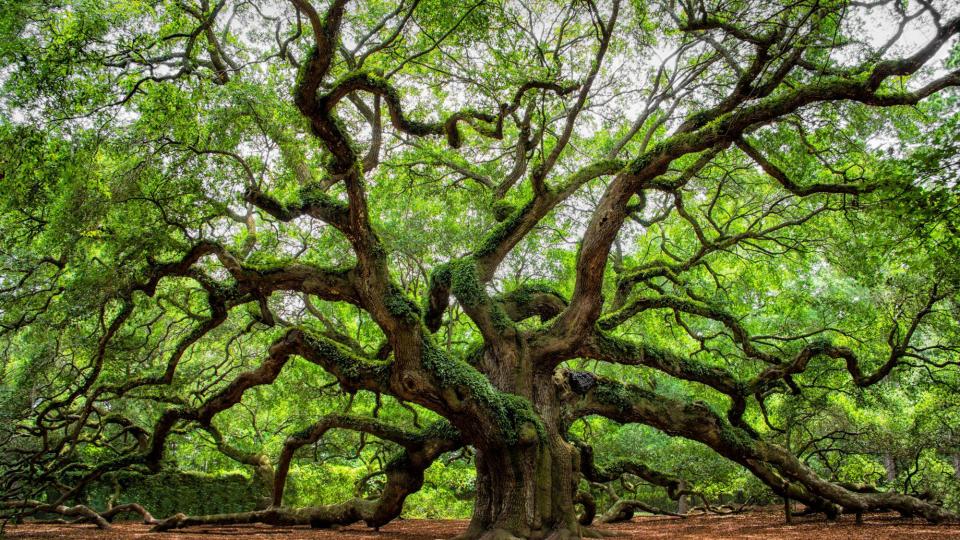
151 506 341 531
686 502 752 516
2 501 157 529
597 499 686 523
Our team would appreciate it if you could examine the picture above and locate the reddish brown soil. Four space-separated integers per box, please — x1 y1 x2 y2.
5 508 960 539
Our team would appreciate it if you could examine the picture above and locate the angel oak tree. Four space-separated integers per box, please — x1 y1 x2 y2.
2 0 960 538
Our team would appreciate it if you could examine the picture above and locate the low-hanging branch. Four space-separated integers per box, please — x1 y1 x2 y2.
272 414 460 506
152 418 461 532
571 373 958 523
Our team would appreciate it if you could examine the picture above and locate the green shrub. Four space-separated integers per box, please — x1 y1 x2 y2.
85 469 264 519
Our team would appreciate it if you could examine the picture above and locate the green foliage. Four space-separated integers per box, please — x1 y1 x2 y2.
402 459 475 519
2 0 960 527
86 471 264 519
285 462 367 508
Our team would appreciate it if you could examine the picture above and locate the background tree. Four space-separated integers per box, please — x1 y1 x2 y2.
1 0 960 538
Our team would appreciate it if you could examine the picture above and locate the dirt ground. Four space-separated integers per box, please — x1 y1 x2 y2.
5 508 960 539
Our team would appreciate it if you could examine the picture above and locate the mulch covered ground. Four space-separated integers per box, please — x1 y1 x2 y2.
5 508 960 539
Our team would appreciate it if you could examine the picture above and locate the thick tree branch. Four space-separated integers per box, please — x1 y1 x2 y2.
154 418 460 531
573 375 958 523
272 415 459 506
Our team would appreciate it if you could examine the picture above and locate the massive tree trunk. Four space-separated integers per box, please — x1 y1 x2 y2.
462 439 581 540
455 355 585 540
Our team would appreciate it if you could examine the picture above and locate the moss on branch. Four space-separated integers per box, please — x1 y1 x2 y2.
384 283 422 323
420 337 543 444
475 197 537 258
